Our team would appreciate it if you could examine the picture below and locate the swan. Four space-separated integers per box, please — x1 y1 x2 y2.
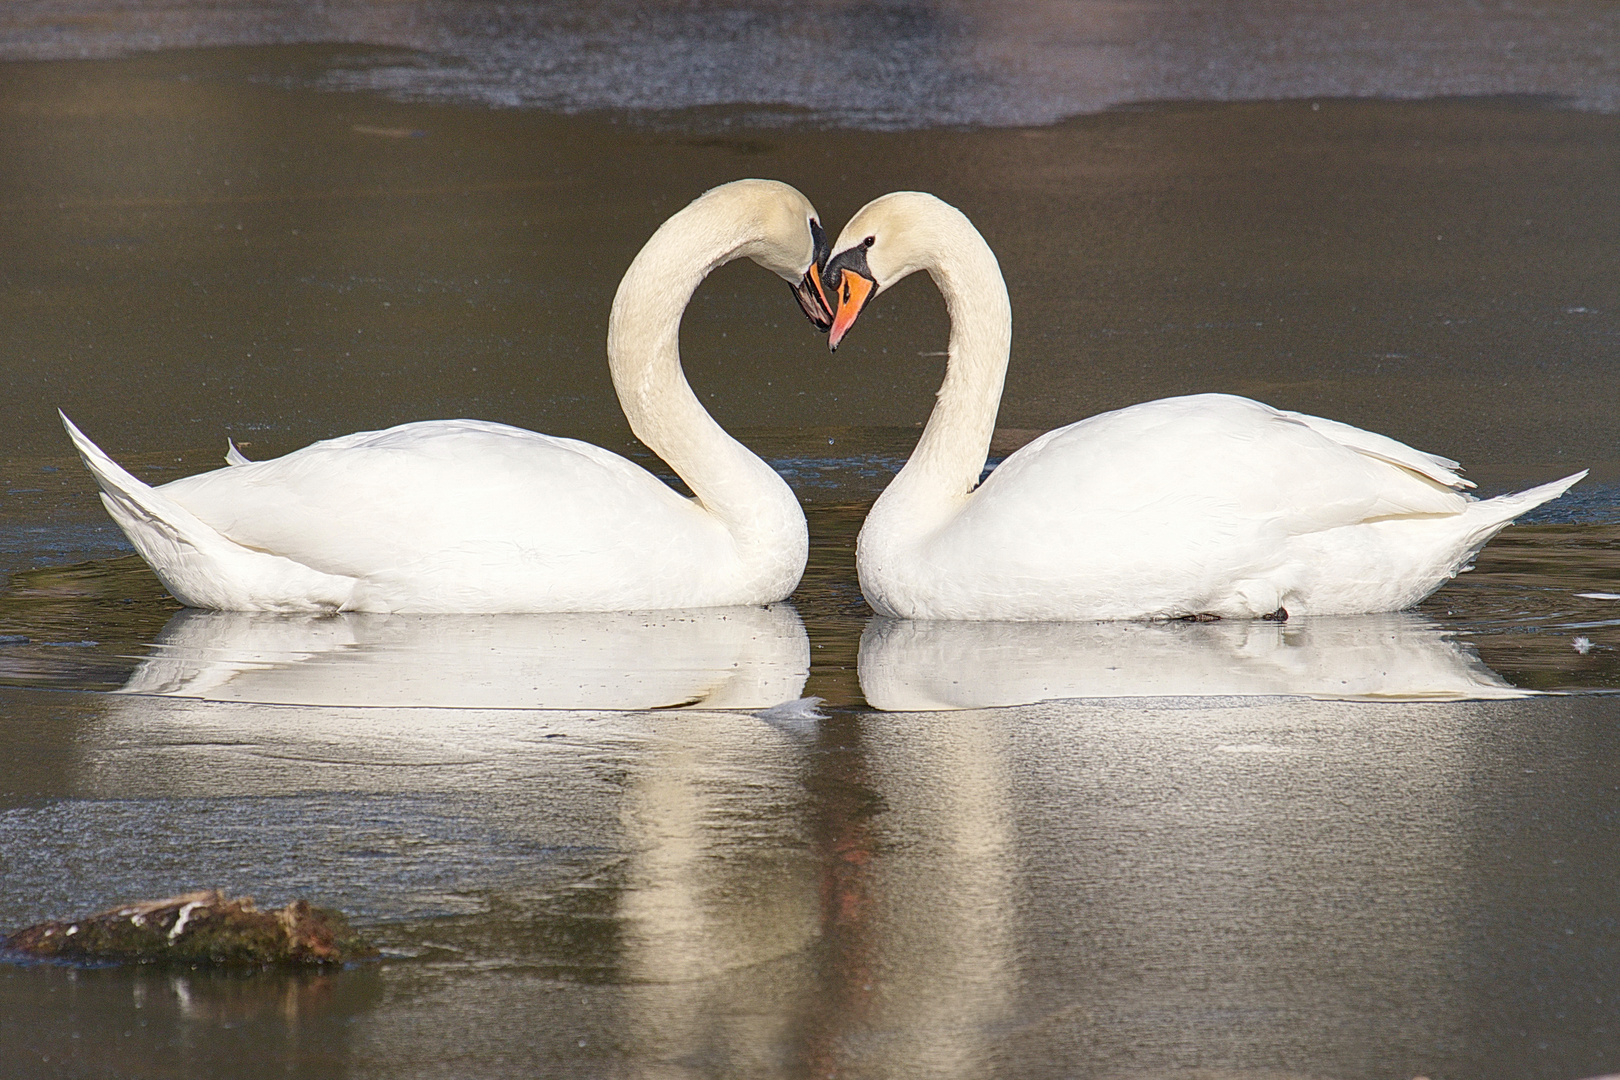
820 191 1585 621
62 179 835 613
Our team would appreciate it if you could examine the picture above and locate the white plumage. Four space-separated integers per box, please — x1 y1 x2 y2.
822 191 1585 621
63 179 826 612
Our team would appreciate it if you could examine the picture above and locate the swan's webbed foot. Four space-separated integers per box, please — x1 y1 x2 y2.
1261 607 1289 622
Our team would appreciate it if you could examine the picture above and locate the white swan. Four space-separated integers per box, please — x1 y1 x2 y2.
62 179 835 613
821 191 1586 621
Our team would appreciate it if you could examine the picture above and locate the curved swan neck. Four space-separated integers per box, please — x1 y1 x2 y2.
880 209 1013 522
606 186 802 551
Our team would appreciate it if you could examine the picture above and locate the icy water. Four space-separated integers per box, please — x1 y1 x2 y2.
2 25 1620 1080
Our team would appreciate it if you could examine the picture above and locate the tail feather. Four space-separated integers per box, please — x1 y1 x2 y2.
58 412 353 611
1471 470 1587 528
59 411 222 558
1450 470 1587 572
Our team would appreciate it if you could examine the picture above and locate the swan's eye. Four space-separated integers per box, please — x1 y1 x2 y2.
863 236 875 248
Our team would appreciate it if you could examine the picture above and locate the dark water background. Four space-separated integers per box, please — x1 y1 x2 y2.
3 6 1620 1078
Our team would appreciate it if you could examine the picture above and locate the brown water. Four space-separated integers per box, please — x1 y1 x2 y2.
3 42 1620 1080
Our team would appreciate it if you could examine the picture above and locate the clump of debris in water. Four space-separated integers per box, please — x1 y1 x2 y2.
1 890 377 966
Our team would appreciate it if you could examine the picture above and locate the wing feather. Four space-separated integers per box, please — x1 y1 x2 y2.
1276 408 1473 489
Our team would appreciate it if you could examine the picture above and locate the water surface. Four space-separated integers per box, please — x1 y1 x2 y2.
2 41 1620 1080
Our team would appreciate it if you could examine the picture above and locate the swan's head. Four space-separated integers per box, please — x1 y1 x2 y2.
701 179 833 332
821 191 971 350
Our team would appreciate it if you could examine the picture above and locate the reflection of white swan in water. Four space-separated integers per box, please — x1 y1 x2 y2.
857 613 1524 711
119 606 809 710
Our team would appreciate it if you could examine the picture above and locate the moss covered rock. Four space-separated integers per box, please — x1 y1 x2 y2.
3 890 378 967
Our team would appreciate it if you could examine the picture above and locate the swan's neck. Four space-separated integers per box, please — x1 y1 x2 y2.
606 197 803 566
870 220 1013 539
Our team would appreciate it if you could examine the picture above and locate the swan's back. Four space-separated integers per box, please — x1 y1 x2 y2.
164 422 688 565
143 420 738 611
969 395 1469 534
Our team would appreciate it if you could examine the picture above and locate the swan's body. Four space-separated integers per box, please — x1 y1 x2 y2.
821 192 1584 621
65 179 832 612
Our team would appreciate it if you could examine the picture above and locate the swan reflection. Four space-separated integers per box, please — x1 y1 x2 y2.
118 605 809 710
858 613 1522 711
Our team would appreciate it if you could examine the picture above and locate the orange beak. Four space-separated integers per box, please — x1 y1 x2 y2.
827 269 875 352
